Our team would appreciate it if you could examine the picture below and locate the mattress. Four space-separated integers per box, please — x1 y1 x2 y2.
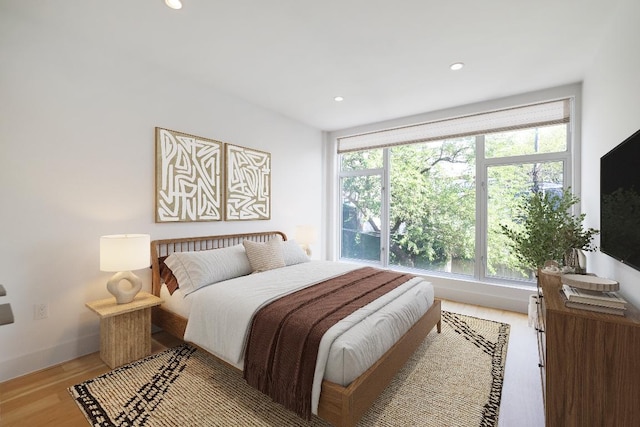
161 260 434 414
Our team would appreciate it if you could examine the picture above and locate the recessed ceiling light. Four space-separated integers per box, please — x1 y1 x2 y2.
334 96 344 102
450 62 464 71
165 0 182 10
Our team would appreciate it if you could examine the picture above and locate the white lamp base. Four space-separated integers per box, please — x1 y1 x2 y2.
302 244 312 257
106 271 142 304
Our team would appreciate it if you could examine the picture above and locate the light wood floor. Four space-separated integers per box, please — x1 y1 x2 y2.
442 300 545 427
0 301 544 427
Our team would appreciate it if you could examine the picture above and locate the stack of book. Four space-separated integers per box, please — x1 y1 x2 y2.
561 284 627 316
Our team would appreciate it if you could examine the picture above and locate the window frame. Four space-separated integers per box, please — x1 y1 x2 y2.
477 124 573 285
334 97 576 287
339 164 386 265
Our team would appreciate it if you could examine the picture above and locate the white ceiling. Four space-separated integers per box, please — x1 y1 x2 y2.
6 0 620 131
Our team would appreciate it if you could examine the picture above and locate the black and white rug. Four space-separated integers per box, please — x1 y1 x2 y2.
69 311 510 427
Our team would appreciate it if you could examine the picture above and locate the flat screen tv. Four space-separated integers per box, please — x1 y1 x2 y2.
600 128 640 272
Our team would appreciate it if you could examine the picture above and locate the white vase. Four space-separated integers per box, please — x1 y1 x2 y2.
577 249 587 274
565 248 587 274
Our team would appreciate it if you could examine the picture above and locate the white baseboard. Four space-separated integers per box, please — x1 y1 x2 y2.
0 333 100 383
425 274 535 314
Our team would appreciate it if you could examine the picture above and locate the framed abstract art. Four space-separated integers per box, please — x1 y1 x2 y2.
225 143 271 220
155 128 223 222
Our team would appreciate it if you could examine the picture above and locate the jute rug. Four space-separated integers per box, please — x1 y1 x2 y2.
69 311 510 427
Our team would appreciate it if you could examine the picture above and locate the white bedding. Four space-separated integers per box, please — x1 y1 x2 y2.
170 261 434 414
159 284 191 318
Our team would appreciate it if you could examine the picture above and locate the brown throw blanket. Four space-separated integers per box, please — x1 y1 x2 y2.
243 267 415 420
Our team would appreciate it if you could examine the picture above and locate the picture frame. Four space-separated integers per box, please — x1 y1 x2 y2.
155 127 223 223
225 143 271 221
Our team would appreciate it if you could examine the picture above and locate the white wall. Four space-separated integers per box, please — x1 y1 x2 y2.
582 0 640 309
0 9 323 381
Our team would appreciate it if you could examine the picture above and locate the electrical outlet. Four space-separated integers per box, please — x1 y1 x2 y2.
34 303 49 320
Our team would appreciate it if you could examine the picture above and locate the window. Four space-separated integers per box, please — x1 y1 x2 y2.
341 173 383 262
337 100 572 285
340 149 384 263
389 138 476 275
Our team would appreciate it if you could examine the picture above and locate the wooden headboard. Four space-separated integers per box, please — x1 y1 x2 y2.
150 231 287 297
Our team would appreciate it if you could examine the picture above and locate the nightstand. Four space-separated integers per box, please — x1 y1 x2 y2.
86 292 163 369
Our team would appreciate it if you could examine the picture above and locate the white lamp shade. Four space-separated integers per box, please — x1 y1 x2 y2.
295 225 317 245
100 234 150 272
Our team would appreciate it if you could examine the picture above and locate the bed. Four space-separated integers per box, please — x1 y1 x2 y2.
150 231 442 427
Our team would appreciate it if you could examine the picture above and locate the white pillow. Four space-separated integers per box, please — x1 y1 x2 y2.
243 237 286 273
282 239 310 266
164 244 251 295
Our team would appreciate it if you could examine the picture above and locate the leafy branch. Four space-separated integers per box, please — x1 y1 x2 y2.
500 188 598 271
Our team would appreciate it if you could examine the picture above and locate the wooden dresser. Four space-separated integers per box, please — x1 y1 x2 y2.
536 271 640 427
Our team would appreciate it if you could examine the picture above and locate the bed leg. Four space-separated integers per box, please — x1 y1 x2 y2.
437 320 442 333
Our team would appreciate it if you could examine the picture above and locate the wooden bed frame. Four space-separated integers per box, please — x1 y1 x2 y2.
150 231 442 427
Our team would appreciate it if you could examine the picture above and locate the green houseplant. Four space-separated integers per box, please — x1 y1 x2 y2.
500 188 599 274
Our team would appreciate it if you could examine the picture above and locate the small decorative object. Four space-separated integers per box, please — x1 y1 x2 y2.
542 260 562 275
155 128 223 223
563 248 588 274
225 143 271 220
562 274 620 292
100 234 151 304
500 188 599 274
295 225 317 256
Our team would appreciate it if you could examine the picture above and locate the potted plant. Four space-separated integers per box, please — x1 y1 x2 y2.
500 188 599 275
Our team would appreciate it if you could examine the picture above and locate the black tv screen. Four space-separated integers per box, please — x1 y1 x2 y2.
600 128 640 272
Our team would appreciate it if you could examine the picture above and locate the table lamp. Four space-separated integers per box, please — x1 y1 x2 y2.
100 234 150 304
295 225 317 256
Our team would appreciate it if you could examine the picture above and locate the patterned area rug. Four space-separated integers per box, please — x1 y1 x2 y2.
69 311 509 427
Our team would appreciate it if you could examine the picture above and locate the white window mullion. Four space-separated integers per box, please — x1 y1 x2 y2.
380 148 391 267
475 135 487 281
